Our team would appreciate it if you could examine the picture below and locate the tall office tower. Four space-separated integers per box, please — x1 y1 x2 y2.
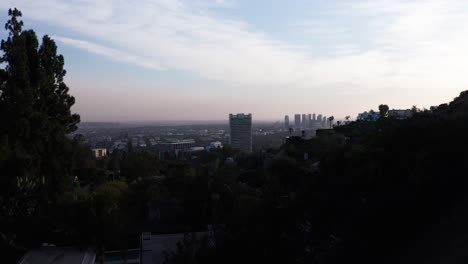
313 113 316 121
294 114 301 128
307 114 312 128
322 116 327 127
302 114 307 128
284 115 290 128
229 113 252 152
317 114 322 122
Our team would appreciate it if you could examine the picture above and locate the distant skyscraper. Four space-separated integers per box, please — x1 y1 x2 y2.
294 114 301 128
307 114 312 128
284 115 289 128
229 113 252 152
317 114 322 122
313 113 316 121
302 114 307 128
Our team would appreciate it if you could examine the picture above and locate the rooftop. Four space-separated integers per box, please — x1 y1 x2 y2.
19 246 95 264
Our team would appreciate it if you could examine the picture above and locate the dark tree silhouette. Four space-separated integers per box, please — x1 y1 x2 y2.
378 104 389 117
328 116 334 128
0 9 80 256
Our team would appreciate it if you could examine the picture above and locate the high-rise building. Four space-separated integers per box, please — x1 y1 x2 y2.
284 115 290 128
294 114 301 128
302 114 307 128
313 113 316 121
229 113 252 152
317 114 322 122
307 114 312 128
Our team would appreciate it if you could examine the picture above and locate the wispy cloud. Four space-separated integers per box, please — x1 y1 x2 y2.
2 0 468 120
2 0 312 86
53 36 165 71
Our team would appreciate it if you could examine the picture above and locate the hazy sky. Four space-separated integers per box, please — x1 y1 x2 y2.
1 0 468 122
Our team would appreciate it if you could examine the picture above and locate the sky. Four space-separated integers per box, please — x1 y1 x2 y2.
1 0 468 122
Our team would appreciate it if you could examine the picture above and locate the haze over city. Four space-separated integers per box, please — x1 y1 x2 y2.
1 0 467 121
6 0 468 262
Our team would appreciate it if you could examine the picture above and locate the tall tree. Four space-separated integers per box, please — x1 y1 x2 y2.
0 8 80 243
0 8 39 219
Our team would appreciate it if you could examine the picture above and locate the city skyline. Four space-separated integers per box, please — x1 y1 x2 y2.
2 1 468 121
3 4 468 262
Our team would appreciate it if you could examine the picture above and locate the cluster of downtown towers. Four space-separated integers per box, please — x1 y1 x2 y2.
228 113 330 153
285 113 330 130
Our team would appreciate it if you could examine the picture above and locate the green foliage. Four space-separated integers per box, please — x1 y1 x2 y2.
55 187 94 241
94 181 129 238
0 8 81 256
164 233 208 264
166 91 468 264
0 7 80 197
120 151 160 181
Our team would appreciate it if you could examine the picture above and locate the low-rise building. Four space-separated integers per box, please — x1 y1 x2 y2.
208 141 223 149
92 148 107 158
159 139 195 151
188 146 205 152
357 111 380 121
388 109 413 119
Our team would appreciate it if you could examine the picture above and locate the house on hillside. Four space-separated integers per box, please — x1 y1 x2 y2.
92 148 107 158
388 109 413 119
357 111 380 121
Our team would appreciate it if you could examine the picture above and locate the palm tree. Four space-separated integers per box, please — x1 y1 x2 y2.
328 116 334 128
411 105 420 114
